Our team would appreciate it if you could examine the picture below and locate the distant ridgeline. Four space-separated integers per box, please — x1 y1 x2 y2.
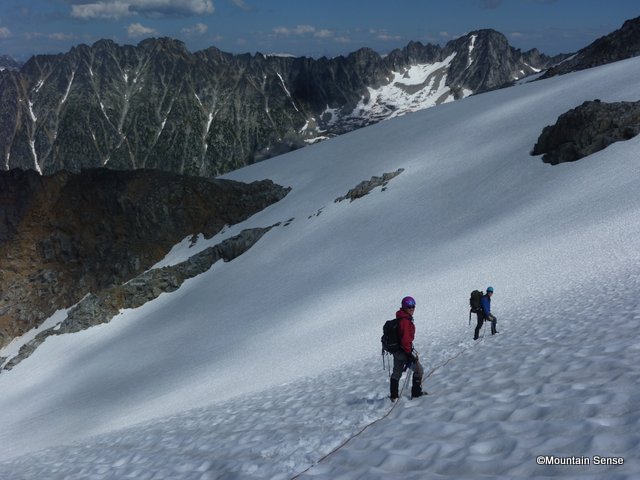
540 16 640 80
0 30 565 178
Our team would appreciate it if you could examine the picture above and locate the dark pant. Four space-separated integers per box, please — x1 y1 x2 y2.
474 314 497 339
390 350 424 398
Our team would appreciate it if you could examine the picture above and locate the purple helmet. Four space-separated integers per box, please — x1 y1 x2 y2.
401 296 416 309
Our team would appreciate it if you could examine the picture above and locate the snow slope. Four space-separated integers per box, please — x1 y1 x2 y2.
1 57 639 479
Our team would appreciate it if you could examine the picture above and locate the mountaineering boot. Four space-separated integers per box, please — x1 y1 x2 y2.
411 379 426 399
390 378 399 401
411 387 427 398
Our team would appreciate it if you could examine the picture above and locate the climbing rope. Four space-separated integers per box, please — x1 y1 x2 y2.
289 370 411 479
289 336 485 479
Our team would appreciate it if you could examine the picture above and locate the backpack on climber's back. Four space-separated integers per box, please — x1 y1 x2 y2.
381 318 400 353
469 290 483 314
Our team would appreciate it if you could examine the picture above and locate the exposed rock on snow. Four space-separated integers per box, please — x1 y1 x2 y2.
334 169 404 203
531 99 640 164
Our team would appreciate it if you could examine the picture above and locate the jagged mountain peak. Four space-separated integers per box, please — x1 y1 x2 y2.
446 29 508 51
138 36 188 51
0 29 565 177
385 41 441 69
441 27 555 93
346 46 381 60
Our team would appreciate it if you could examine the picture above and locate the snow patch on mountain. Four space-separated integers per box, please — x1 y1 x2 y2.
304 53 464 143
353 53 460 122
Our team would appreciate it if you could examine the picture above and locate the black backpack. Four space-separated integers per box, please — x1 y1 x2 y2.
469 290 483 313
381 318 401 353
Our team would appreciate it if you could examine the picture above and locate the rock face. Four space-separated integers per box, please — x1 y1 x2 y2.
541 16 640 79
0 168 289 346
0 31 562 177
531 100 640 164
2 226 274 371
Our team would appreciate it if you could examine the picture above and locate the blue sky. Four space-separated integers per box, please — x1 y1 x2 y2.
0 0 638 60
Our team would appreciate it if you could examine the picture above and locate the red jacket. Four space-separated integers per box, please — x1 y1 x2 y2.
396 309 415 355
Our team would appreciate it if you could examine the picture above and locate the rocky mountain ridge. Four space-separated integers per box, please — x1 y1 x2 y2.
541 16 640 79
0 30 564 178
1 226 275 370
0 168 289 348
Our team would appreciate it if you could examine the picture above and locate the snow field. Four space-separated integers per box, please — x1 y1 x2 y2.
0 56 639 478
0 266 638 479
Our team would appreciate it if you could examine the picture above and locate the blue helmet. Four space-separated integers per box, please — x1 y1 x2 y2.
487 286 494 293
401 296 416 309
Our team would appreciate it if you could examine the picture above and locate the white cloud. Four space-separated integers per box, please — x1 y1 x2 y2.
71 1 132 20
71 0 214 20
369 28 401 42
129 0 214 17
377 33 401 41
25 31 74 41
182 23 208 35
294 25 315 35
48 33 75 41
128 22 158 37
0 27 11 38
272 25 317 36
314 29 333 38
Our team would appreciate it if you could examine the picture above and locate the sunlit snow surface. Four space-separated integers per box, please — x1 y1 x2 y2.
1 57 640 479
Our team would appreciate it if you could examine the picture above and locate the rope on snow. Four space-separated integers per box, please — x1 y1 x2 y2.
290 336 485 479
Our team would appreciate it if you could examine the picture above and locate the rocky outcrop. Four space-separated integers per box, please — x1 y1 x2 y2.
2 226 274 371
540 17 640 79
0 32 561 177
335 169 404 203
531 100 640 164
0 168 289 346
